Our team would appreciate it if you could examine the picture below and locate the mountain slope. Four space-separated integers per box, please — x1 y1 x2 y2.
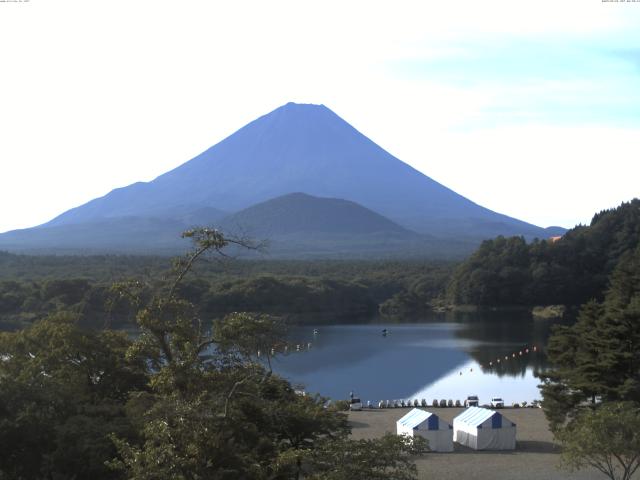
43 102 552 239
0 102 564 256
0 217 194 254
219 192 413 236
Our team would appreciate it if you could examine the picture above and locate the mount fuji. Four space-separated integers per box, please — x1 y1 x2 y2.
0 102 562 256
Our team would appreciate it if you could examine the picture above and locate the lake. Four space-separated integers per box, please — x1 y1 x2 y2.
271 312 561 406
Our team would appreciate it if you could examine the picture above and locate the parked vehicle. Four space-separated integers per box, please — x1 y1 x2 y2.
491 397 505 408
464 395 479 407
349 396 363 411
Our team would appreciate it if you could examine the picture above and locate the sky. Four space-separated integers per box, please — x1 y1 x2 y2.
1 0 639 233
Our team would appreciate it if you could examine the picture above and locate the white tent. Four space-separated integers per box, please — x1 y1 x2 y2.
396 408 454 452
453 406 516 450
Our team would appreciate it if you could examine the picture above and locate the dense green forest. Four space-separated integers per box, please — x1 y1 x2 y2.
0 252 454 331
2 199 638 333
0 250 450 282
446 199 640 307
0 229 427 479
540 243 640 428
537 243 640 479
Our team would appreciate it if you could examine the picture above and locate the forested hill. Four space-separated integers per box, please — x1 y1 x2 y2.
446 199 640 307
219 192 412 236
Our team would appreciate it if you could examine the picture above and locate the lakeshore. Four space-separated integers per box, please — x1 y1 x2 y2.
348 407 611 480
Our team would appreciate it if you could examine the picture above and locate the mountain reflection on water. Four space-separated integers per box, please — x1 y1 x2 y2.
271 311 563 404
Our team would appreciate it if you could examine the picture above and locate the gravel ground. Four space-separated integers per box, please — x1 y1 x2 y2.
348 407 618 480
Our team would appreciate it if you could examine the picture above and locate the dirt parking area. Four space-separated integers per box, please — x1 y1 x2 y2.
348 407 614 480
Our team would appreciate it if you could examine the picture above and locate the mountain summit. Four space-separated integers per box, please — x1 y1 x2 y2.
0 102 559 256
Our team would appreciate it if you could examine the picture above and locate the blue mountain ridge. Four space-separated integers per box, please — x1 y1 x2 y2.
0 102 565 256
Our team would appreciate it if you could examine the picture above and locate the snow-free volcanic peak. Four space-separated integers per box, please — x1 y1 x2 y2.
0 102 559 255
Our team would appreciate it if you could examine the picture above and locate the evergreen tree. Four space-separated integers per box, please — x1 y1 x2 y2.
447 199 640 307
540 245 640 430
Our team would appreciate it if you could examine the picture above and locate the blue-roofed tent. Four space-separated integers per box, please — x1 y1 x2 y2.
453 406 516 450
396 408 454 452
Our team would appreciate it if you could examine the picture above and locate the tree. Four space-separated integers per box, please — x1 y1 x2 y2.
446 199 640 307
301 433 428 480
1 228 428 479
0 312 147 480
109 227 426 479
539 300 604 428
214 311 287 372
540 245 640 430
557 402 640 480
539 245 640 479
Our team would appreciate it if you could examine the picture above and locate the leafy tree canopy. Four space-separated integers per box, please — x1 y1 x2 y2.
1 228 428 479
447 199 640 306
557 402 640 480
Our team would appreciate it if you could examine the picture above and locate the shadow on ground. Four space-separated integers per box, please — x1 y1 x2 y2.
517 440 559 453
349 421 370 429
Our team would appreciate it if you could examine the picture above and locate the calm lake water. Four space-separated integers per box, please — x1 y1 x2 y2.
272 312 561 405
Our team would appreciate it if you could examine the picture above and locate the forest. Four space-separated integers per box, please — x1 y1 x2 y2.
0 229 427 479
2 200 639 334
0 252 454 331
445 199 640 307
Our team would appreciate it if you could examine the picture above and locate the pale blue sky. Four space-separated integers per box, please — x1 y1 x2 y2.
0 0 638 233
392 34 640 128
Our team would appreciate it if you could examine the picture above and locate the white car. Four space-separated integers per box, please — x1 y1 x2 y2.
349 397 363 411
491 397 504 408
464 395 479 407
